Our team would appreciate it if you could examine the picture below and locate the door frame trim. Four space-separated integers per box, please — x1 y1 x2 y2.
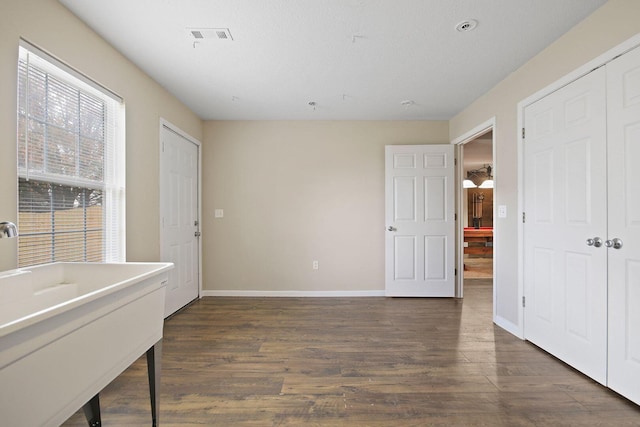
158 118 203 301
451 118 496 311
516 32 640 341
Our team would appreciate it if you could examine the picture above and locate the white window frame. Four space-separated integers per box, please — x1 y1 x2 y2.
17 39 125 267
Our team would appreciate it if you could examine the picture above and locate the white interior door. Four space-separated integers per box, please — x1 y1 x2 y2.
606 45 640 405
385 145 455 297
523 67 608 384
160 124 200 317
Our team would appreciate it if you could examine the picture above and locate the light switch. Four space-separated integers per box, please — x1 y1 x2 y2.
214 209 224 218
498 205 507 218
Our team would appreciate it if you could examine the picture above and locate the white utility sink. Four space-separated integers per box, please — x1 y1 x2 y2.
0 262 173 427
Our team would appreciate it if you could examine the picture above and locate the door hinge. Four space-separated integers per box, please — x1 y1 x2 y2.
522 128 525 139
454 158 457 166
522 296 526 308
522 212 526 223
454 213 457 221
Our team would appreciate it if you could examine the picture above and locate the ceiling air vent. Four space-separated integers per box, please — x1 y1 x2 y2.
187 28 233 41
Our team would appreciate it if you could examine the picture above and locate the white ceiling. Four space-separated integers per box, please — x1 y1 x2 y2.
59 0 607 121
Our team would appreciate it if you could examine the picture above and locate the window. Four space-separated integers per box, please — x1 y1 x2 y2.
17 40 125 267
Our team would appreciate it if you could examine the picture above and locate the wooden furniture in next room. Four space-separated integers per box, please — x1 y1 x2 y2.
464 227 493 257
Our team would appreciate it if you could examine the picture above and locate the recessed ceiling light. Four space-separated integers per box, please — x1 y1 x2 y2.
455 19 478 33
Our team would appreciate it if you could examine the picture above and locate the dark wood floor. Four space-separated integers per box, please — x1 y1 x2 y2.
62 280 640 426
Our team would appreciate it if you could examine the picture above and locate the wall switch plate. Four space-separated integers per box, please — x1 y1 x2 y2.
214 209 224 218
498 205 507 218
312 260 319 270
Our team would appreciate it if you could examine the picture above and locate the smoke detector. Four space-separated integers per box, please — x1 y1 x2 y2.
187 28 233 41
455 20 478 33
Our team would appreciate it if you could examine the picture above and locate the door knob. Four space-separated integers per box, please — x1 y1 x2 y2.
605 238 623 249
387 226 396 232
587 237 603 247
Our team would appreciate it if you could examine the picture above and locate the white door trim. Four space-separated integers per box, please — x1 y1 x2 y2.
451 118 497 316
158 118 203 302
517 32 640 342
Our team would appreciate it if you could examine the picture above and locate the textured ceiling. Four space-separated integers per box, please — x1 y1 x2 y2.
59 0 607 120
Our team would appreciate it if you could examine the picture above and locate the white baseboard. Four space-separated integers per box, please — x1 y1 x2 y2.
201 290 385 298
494 314 524 339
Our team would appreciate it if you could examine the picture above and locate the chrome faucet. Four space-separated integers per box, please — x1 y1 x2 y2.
0 222 18 238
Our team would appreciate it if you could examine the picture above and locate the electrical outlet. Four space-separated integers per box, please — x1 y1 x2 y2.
312 260 319 270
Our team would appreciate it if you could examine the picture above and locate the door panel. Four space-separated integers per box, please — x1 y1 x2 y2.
425 176 446 220
425 236 446 280
161 125 200 317
385 145 455 297
394 177 416 221
606 45 640 405
394 236 416 280
523 67 608 384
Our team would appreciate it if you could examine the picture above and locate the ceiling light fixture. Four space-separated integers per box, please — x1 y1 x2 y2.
465 164 493 188
479 178 494 189
463 179 477 188
455 19 478 33
308 101 316 111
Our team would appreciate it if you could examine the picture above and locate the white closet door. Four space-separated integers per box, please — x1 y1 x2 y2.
523 67 608 384
385 145 455 297
606 45 640 405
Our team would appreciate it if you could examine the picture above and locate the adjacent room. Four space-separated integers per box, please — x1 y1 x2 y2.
1 1 640 425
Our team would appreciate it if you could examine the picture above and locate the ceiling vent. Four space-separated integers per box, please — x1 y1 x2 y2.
187 28 233 41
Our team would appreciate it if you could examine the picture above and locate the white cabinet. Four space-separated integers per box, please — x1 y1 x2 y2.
523 45 640 405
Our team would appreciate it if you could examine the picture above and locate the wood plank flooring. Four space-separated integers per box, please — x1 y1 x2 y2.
62 281 640 426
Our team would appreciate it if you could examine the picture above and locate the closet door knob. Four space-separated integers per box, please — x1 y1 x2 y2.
387 226 396 232
606 238 623 249
587 237 603 247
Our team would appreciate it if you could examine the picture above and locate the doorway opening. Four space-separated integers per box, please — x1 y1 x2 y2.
453 120 496 317
462 131 494 283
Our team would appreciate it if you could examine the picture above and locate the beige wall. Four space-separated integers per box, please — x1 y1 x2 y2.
202 121 448 293
450 0 640 330
0 0 202 271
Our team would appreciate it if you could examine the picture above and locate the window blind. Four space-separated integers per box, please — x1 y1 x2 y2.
17 40 125 267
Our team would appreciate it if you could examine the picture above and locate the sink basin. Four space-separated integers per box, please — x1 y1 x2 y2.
0 262 173 426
